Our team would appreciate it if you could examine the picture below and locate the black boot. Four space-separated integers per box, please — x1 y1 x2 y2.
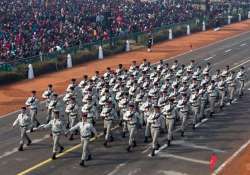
122 132 126 138
79 160 85 167
144 136 148 143
69 134 74 141
192 124 196 131
126 146 131 152
167 140 171 147
52 153 56 160
27 139 32 146
59 146 64 153
18 144 24 151
103 129 107 135
104 141 108 147
156 143 160 150
110 135 114 142
87 154 92 161
181 131 184 137
133 140 137 147
151 149 155 157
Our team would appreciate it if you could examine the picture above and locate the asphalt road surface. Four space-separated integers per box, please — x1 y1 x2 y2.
0 30 250 175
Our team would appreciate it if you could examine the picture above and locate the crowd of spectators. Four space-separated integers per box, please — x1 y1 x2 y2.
0 0 248 62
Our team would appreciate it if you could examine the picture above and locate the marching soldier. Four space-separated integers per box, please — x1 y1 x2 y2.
199 84 208 120
25 90 40 132
66 78 78 92
119 92 129 138
47 93 59 123
124 103 139 152
162 98 176 146
207 80 218 117
42 84 54 108
149 105 162 156
226 71 237 104
68 114 97 167
236 66 245 97
100 100 117 147
38 110 66 159
142 101 152 143
177 93 189 137
217 76 226 110
13 107 32 151
189 88 200 130
66 97 79 140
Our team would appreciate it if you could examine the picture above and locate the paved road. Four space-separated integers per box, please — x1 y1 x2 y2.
0 30 250 175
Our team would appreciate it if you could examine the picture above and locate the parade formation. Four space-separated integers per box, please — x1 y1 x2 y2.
12 58 246 167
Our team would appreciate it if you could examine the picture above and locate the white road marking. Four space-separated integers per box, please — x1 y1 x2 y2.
157 170 189 175
158 153 210 165
176 141 226 153
224 49 232 53
107 162 127 175
212 139 250 175
229 59 250 71
204 56 214 61
240 43 247 47
0 134 50 160
195 118 208 128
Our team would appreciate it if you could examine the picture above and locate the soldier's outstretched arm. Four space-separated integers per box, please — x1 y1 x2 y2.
12 116 20 128
68 123 80 133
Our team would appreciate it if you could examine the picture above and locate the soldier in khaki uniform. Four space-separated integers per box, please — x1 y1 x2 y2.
25 90 40 132
163 98 176 146
12 107 32 151
68 114 97 167
123 103 138 152
39 110 66 159
149 105 162 156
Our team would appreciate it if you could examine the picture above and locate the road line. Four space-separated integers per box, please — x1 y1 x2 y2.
224 49 232 53
204 56 214 61
177 141 226 153
240 43 247 47
229 59 250 71
107 162 127 175
195 118 208 128
212 139 250 175
158 153 210 165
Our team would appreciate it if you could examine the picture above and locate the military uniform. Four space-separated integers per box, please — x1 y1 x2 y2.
13 107 32 151
189 90 200 130
123 104 139 152
162 101 176 146
47 94 59 123
236 67 245 97
149 105 162 156
100 102 117 147
25 91 40 131
40 111 66 159
66 98 79 140
226 72 237 103
42 84 54 108
177 96 189 137
207 81 218 116
69 116 97 167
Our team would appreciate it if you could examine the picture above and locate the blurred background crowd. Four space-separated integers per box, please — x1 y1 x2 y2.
0 0 249 62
